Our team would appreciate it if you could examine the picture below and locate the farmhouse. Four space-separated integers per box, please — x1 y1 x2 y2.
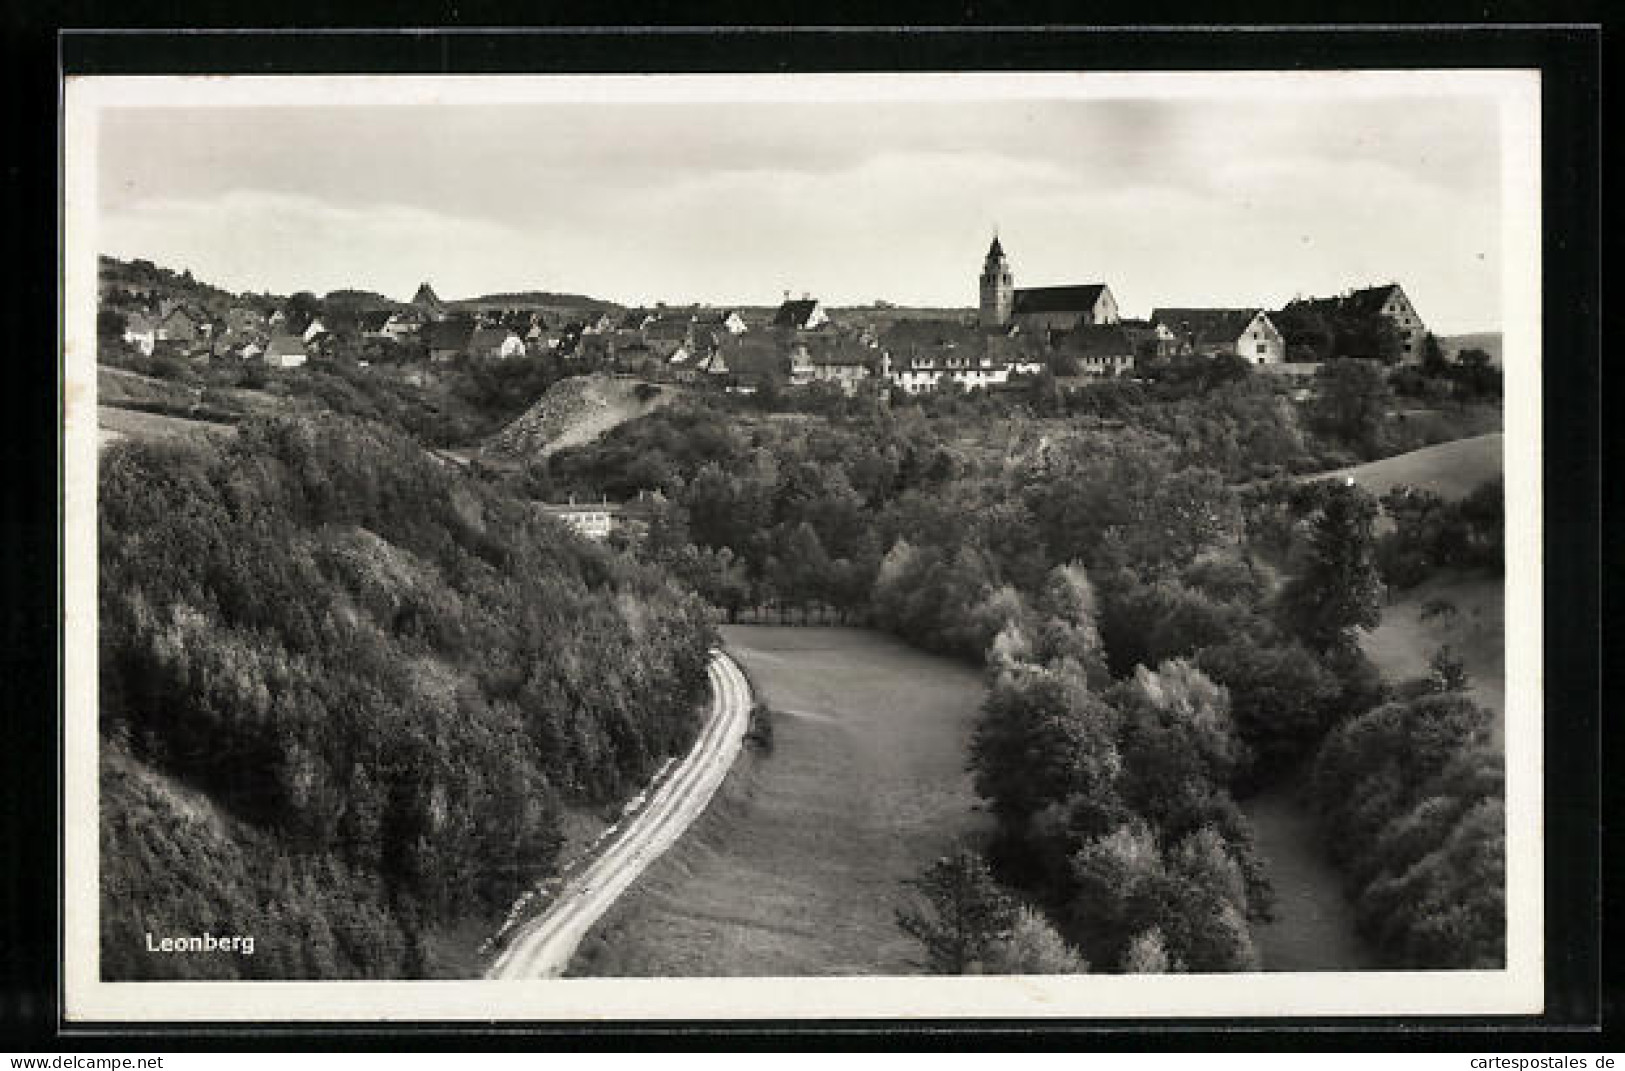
1343 283 1426 361
979 236 1119 333
1150 308 1285 365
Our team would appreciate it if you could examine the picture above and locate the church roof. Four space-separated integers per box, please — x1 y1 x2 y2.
987 235 1005 259
1012 284 1110 315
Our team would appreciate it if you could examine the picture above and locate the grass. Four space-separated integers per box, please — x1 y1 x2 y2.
98 404 236 450
569 625 992 977
1362 570 1505 743
1240 780 1377 972
1317 432 1503 501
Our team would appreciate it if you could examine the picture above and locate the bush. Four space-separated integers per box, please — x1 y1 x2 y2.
744 703 776 754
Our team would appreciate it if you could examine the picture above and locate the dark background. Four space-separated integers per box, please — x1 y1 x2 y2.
1 10 1606 1050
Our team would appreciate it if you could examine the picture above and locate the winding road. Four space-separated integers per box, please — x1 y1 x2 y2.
485 649 752 979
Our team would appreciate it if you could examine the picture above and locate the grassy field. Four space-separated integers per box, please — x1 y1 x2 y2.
1363 571 1505 741
1318 432 1503 501
569 625 991 977
98 404 235 450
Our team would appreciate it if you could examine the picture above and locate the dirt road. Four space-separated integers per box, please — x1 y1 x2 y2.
485 650 751 979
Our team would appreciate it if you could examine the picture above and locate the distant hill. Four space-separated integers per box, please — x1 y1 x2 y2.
1438 332 1502 366
453 290 622 313
323 289 406 312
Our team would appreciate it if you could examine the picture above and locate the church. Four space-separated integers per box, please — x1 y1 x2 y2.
978 236 1119 334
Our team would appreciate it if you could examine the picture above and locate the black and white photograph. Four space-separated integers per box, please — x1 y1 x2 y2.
61 68 1545 1021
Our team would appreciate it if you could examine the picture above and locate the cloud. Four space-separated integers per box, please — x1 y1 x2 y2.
101 190 530 300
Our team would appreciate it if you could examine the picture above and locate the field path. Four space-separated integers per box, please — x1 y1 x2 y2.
1241 784 1376 971
485 650 751 979
569 626 991 977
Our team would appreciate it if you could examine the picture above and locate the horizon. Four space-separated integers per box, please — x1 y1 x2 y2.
93 78 1510 335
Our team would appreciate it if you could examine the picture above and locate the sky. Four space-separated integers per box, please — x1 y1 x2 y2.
95 88 1507 333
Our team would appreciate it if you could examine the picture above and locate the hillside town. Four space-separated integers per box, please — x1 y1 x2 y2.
97 237 1433 399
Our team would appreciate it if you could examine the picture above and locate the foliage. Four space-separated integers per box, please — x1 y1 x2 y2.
100 413 716 977
894 849 1018 974
1309 693 1503 967
1277 480 1385 652
1310 359 1396 457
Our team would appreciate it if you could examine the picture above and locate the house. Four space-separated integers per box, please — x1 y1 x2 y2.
772 297 830 331
1150 308 1285 365
709 336 788 392
540 500 621 542
788 339 875 394
1280 283 1426 362
382 310 425 341
302 318 329 344
979 236 1118 332
121 311 159 356
467 326 527 359
1341 283 1426 362
357 311 395 339
581 312 615 335
263 334 308 368
211 328 268 361
696 309 749 335
1051 324 1138 376
424 319 476 362
157 306 202 347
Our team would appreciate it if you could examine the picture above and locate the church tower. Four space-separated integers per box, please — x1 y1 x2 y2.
979 234 1014 329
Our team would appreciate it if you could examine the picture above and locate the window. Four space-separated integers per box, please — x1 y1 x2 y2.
1257 342 1268 354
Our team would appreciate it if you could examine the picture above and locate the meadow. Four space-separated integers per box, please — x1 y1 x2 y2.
570 625 992 976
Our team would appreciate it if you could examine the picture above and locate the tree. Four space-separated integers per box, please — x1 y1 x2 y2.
984 906 1090 974
1120 928 1176 973
1277 480 1385 652
895 849 1018 974
1420 333 1450 377
1310 359 1395 457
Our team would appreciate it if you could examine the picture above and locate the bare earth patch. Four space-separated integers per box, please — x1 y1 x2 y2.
569 625 991 977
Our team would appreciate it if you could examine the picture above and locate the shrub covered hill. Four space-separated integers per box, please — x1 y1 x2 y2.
99 412 717 978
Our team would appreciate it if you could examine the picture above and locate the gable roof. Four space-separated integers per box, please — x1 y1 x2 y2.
1150 308 1267 346
1012 284 1109 315
264 334 307 359
1342 284 1405 316
772 299 822 328
717 336 789 379
424 319 476 351
357 310 394 332
1051 324 1137 359
468 327 518 352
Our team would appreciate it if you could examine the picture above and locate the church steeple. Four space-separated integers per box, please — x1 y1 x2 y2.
980 231 1014 328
